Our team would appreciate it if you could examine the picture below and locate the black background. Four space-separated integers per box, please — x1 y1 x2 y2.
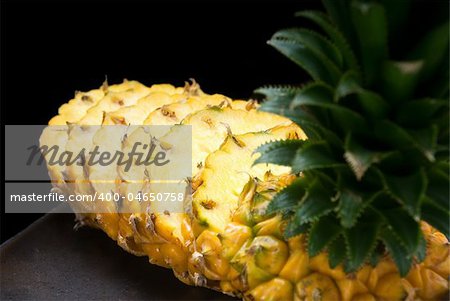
1 0 448 243
1 0 319 243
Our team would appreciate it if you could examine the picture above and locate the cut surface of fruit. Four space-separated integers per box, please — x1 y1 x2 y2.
182 106 294 173
193 124 303 233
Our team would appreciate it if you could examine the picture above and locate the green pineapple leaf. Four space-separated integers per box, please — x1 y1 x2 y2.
409 21 449 82
380 60 422 104
268 36 341 85
256 85 322 139
257 84 344 143
273 28 343 69
284 218 309 238
334 70 361 100
427 166 450 210
337 189 378 228
254 85 303 99
397 98 448 127
344 214 381 271
254 139 305 167
344 133 388 180
374 120 434 161
415 232 427 263
292 141 343 173
322 0 357 51
328 236 346 268
369 246 382 267
335 71 389 118
383 169 427 219
308 215 342 256
355 90 390 119
290 85 369 133
260 84 348 147
421 198 450 237
350 1 388 85
410 125 439 163
382 208 421 254
293 178 335 224
266 178 307 214
380 228 413 277
295 10 359 71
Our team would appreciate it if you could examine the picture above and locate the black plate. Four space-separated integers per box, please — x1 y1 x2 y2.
0 212 236 300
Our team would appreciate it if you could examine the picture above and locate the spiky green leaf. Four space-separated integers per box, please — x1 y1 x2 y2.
268 37 341 85
254 139 305 167
292 141 343 173
334 70 361 100
273 28 343 68
397 98 448 127
380 60 423 103
295 10 359 71
383 208 421 254
409 125 438 163
254 85 303 99
409 21 450 82
427 165 450 210
375 120 434 161
344 133 387 180
293 179 335 224
350 1 388 85
369 247 382 267
284 219 309 238
260 98 343 146
308 216 342 256
355 90 390 119
290 80 335 106
384 169 427 218
380 228 413 277
421 198 450 237
335 71 389 118
267 178 307 214
344 216 381 271
328 236 346 268
287 82 335 131
256 85 322 139
322 0 357 51
416 232 427 263
337 190 367 228
291 85 369 133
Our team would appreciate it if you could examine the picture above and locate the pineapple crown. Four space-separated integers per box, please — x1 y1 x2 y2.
254 0 449 275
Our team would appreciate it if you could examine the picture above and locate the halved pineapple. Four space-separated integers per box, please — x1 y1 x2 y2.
41 81 450 301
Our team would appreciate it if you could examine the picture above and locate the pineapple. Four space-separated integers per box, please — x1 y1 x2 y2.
40 1 449 300
41 81 449 301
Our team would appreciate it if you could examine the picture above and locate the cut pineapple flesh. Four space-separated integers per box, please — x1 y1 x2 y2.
183 106 292 174
192 124 300 233
41 81 450 301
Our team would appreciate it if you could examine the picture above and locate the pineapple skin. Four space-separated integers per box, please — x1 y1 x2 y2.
43 81 450 301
